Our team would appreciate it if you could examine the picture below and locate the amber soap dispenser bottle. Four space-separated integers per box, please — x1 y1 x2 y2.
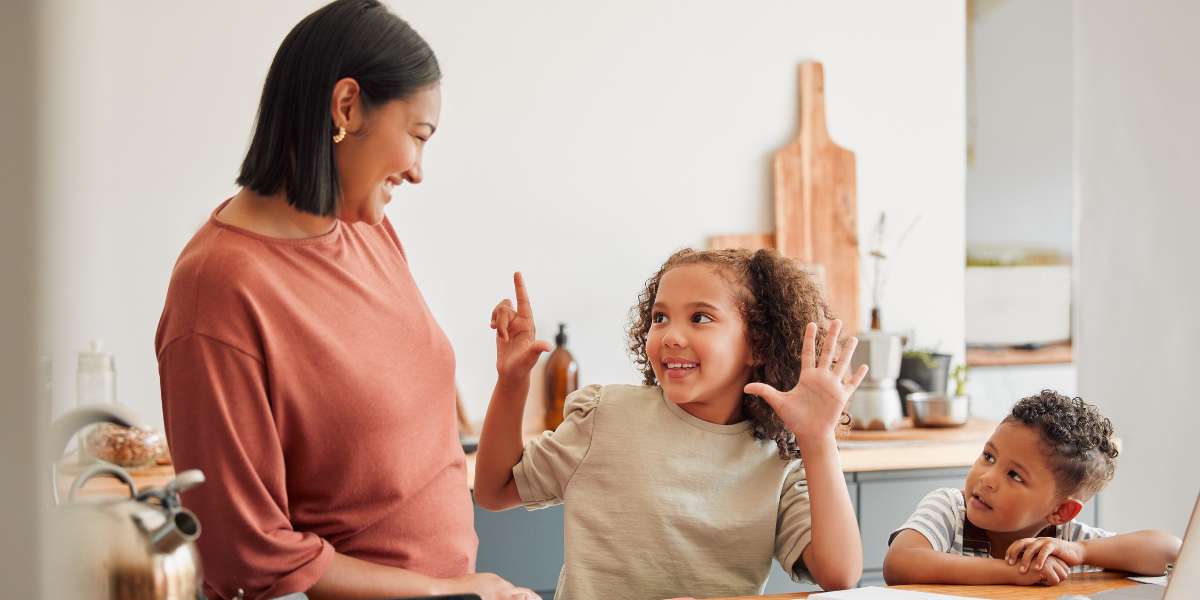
543 323 579 431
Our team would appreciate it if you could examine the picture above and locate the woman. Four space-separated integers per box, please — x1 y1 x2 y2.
156 2 536 599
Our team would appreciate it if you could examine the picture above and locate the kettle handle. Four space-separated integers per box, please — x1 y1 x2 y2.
67 464 138 503
48 405 151 506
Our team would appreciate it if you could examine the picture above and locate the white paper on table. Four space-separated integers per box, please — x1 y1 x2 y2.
809 587 981 600
1127 575 1169 586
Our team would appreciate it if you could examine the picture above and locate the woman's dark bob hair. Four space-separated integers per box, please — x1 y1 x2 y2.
237 0 440 217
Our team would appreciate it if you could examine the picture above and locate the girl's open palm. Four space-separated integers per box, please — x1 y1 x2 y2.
744 319 869 444
491 272 553 380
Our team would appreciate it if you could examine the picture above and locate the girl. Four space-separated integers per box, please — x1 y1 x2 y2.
474 248 868 600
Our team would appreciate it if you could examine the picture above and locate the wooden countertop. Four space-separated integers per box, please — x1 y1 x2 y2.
78 418 1120 497
60 419 1002 498
460 419 1000 489
710 570 1141 599
55 453 177 500
836 418 997 473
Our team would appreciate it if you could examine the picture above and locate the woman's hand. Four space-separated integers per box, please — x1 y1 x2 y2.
744 319 868 445
440 572 540 600
490 272 553 381
309 553 539 600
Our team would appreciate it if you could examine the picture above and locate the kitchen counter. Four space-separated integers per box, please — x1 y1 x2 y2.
61 422 1117 598
463 418 1001 489
60 418 1001 497
56 453 176 500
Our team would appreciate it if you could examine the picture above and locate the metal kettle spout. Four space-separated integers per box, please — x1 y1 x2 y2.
148 507 201 554
134 469 206 554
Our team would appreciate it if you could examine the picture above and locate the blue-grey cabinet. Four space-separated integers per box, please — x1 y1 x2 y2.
474 501 564 598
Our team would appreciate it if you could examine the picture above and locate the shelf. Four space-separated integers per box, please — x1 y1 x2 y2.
966 342 1073 367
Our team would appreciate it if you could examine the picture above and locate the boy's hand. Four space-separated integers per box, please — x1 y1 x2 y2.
490 272 553 382
1009 554 1070 586
1006 537 1086 572
744 319 869 445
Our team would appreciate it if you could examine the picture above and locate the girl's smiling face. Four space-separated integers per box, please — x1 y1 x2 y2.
965 422 1070 535
647 264 755 425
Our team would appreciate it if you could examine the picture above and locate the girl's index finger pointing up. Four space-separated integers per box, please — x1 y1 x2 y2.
513 271 534 318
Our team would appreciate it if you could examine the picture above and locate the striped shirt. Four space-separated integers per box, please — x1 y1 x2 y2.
888 487 1115 573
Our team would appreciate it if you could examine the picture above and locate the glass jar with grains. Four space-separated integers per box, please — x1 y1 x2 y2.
76 341 165 470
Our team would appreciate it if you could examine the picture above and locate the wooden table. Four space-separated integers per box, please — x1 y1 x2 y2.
710 570 1142 599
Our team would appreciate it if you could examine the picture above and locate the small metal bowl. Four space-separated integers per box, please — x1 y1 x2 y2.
906 393 970 427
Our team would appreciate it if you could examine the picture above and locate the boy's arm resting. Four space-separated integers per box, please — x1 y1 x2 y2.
472 375 531 511
792 439 862 591
1007 530 1182 576
884 529 1068 586
1077 530 1182 574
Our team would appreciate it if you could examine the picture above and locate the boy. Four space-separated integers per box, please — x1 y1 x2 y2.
884 390 1181 586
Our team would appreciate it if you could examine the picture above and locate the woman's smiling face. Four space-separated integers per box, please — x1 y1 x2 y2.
647 264 755 424
334 82 441 226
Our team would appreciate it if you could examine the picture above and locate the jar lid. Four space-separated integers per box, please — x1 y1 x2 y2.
77 340 114 371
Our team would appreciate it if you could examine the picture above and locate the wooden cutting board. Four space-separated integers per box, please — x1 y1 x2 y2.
843 417 997 444
773 62 861 333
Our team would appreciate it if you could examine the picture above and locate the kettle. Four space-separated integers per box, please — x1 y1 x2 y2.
47 405 205 600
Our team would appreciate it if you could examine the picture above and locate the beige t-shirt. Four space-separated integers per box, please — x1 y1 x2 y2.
513 384 814 600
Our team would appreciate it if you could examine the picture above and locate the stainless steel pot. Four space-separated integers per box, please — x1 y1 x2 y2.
47 405 205 600
906 392 970 427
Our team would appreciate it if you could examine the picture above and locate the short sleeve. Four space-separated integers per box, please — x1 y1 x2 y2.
1062 520 1117 573
1063 520 1116 542
774 462 816 584
512 384 602 510
889 488 963 553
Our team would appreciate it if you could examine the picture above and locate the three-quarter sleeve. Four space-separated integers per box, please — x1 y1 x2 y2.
159 333 334 600
512 384 602 510
774 462 816 584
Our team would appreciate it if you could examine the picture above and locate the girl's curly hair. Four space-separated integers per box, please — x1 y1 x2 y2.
627 247 845 460
1004 390 1119 500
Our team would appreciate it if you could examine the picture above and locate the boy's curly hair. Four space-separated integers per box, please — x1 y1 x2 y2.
627 247 845 460
1004 390 1119 500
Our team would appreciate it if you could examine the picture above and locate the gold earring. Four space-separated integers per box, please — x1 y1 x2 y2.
333 126 346 143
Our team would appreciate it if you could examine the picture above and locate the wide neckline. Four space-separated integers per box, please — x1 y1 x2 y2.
659 388 752 434
209 198 344 246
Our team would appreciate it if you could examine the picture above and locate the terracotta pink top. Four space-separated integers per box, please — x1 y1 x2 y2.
156 202 475 600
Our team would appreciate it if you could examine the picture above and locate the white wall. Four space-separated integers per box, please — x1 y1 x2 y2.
1076 0 1200 537
967 0 1074 256
39 0 966 427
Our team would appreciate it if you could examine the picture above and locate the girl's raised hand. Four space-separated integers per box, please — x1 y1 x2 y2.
490 272 553 381
744 319 869 445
